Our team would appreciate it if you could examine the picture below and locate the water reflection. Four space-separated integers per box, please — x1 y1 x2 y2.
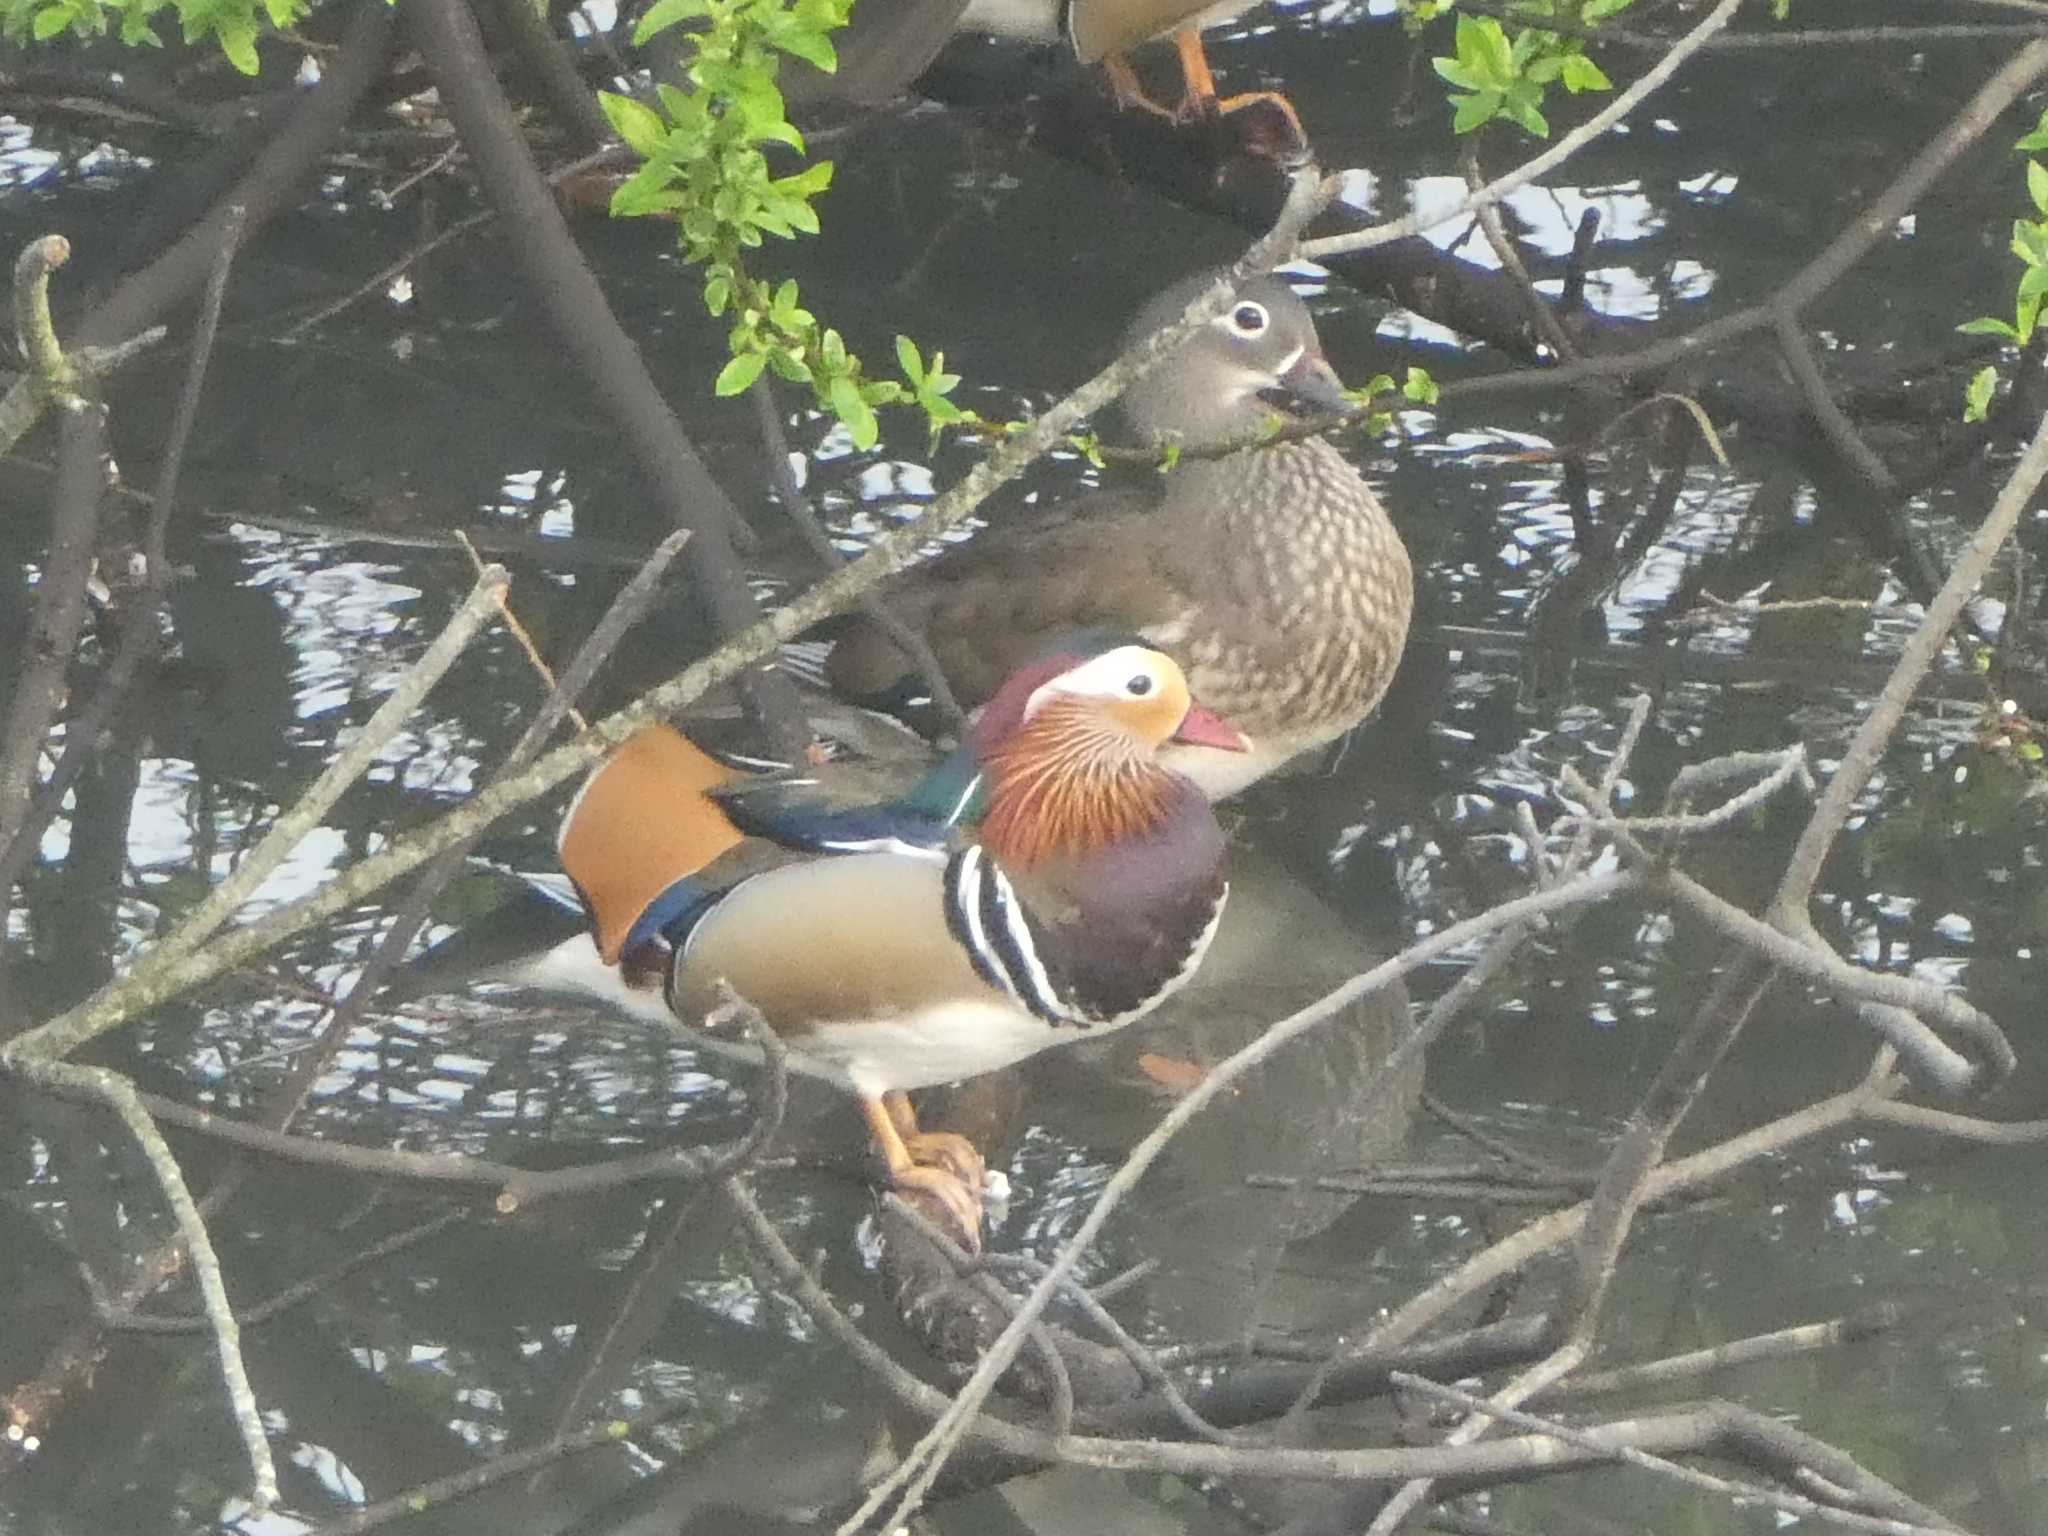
5 12 2048 1534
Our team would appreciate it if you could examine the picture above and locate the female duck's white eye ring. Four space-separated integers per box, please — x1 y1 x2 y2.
1225 301 1270 337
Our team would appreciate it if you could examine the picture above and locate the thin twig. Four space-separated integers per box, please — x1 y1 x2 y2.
1461 140 1576 363
836 867 1640 1534
96 1210 464 1333
750 373 969 735
279 147 621 341
4 566 509 1066
1388 1373 1965 1536
303 1403 696 1535
1545 1308 1903 1400
1301 0 1745 261
3 1058 279 1511
0 208 245 899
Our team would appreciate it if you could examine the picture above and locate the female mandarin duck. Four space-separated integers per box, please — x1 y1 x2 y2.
549 640 1245 1249
822 271 1414 801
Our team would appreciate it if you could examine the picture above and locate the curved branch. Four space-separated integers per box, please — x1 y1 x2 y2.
402 0 812 753
79 0 398 351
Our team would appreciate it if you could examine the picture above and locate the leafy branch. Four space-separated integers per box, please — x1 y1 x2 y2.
3 0 298 73
1420 2 1623 140
1958 109 2048 423
602 0 974 450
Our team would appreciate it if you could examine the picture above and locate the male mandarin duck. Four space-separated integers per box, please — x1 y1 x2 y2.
821 271 1414 801
544 639 1246 1249
807 0 1306 142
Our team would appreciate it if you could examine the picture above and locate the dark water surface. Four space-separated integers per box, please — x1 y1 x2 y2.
4 4 2048 1531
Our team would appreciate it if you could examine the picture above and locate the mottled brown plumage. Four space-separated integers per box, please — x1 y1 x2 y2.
824 273 1414 799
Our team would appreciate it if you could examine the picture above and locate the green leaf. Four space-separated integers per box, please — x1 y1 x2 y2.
2017 109 2048 152
1503 91 1549 138
1451 90 1498 133
1964 366 1997 424
715 351 768 395
215 15 259 74
1559 52 1610 92
2030 159 2048 218
655 82 699 123
1403 366 1440 405
633 0 706 43
30 4 70 37
770 26 835 70
600 91 671 157
829 374 879 449
771 160 834 197
1433 56 1484 90
1459 14 1513 80
610 163 684 217
895 335 924 384
1957 316 2021 340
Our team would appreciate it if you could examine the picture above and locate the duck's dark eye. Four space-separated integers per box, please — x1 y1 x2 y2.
1127 673 1154 697
1230 302 1269 335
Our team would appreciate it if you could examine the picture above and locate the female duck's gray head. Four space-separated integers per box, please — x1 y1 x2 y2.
1116 271 1352 452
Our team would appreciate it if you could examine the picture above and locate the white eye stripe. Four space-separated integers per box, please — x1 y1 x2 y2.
1023 644 1172 718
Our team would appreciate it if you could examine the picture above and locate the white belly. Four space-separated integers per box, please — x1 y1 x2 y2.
513 935 1097 1094
958 0 1061 42
805 1002 1076 1095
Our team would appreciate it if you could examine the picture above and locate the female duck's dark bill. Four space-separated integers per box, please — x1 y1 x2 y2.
1171 700 1252 753
1262 348 1352 418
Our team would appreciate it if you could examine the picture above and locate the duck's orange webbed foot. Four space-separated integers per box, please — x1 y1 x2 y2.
1167 29 1311 161
1103 53 1179 119
864 1092 988 1254
902 1129 986 1191
888 1162 987 1255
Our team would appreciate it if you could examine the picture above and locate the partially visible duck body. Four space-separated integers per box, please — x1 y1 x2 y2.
540 640 1246 1249
796 0 1308 146
822 273 1414 800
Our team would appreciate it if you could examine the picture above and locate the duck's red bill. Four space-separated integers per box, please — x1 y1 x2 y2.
1171 702 1251 753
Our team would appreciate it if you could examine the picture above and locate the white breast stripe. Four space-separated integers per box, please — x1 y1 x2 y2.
983 863 1071 1024
947 847 1018 1005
